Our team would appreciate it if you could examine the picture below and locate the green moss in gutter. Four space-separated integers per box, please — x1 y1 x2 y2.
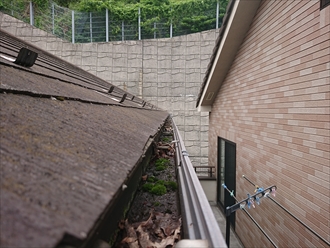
150 184 167 195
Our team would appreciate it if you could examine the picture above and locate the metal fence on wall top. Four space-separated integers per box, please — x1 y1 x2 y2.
0 1 224 43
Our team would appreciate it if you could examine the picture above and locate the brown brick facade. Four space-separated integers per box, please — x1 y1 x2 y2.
209 0 329 247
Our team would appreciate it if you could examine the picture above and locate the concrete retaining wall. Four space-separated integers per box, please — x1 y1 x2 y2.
0 12 216 167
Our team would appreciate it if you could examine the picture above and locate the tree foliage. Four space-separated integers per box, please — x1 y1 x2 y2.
65 0 228 35
1 0 229 42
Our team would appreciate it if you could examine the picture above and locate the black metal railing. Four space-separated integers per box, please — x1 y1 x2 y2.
194 166 216 179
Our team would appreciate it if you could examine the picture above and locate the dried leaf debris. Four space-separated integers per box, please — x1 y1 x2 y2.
120 210 181 248
118 121 181 248
154 139 175 159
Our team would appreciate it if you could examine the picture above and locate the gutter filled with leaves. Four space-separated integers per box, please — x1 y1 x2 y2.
114 118 181 247
111 117 226 248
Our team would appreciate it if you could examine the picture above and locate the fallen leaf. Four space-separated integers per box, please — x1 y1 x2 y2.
120 211 181 248
118 220 125 230
142 175 148 181
136 225 155 248
122 237 137 244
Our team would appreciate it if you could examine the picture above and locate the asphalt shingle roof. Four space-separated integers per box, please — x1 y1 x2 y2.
0 30 168 247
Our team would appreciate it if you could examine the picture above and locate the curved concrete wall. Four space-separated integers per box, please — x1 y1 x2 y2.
0 12 216 167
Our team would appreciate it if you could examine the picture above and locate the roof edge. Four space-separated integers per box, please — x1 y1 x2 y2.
196 0 261 111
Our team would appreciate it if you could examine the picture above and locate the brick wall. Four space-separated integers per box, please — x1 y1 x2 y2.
0 12 216 168
209 0 329 247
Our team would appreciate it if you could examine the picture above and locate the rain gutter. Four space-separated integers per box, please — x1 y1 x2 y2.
172 117 227 248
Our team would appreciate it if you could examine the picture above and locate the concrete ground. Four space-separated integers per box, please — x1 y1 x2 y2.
210 202 244 248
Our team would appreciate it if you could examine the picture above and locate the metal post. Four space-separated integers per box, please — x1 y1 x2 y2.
29 1 34 26
52 3 55 34
216 1 219 29
72 10 75 44
138 8 141 40
122 21 124 41
154 22 156 39
90 12 92 42
170 20 172 38
106 9 109 42
224 189 239 248
226 213 230 247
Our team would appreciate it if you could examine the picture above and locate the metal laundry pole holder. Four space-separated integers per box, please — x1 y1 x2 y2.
242 175 330 247
222 175 277 247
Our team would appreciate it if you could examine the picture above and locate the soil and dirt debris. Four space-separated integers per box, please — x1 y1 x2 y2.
115 120 181 248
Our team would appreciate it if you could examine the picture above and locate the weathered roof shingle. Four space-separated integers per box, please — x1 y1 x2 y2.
0 30 168 247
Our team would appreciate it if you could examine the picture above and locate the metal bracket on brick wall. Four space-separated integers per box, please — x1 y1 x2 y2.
242 175 330 247
222 180 278 248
